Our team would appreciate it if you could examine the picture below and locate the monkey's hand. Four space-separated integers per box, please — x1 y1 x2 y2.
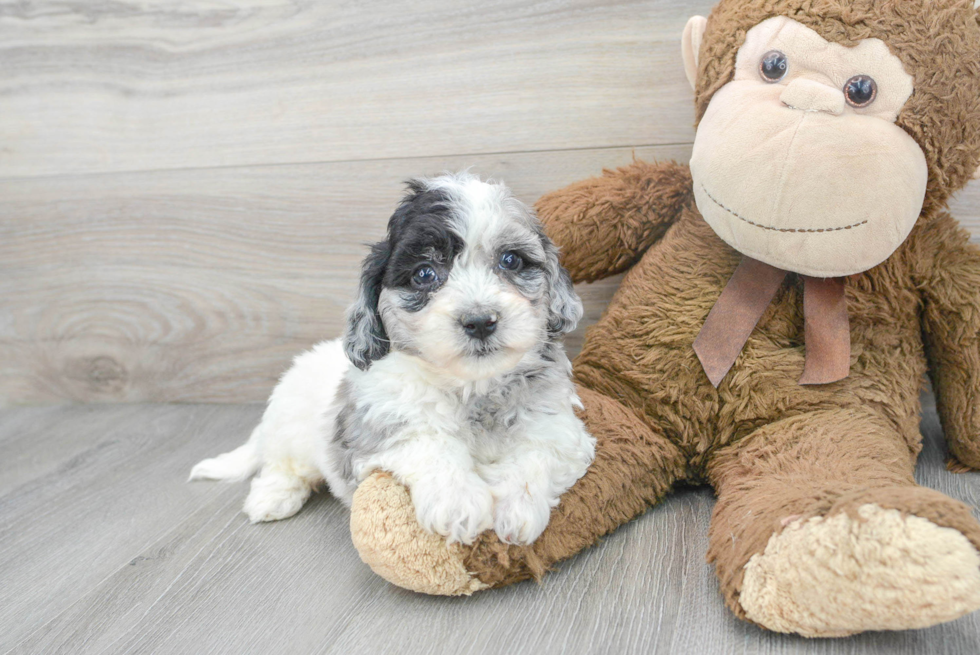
535 160 693 284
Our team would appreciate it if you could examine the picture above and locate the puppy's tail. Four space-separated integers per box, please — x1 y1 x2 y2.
188 424 262 483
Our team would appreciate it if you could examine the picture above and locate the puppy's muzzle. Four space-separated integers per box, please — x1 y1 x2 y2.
460 313 497 341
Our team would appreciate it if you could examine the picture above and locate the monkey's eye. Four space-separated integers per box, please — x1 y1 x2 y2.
844 75 877 108
760 51 788 83
498 251 523 271
412 265 438 288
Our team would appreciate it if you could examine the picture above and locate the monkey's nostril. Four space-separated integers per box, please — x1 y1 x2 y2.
461 314 498 340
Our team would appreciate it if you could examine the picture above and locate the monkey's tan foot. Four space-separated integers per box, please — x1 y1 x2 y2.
349 472 488 595
740 503 980 637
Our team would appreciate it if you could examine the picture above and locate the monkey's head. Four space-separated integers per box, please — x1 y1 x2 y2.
683 0 980 277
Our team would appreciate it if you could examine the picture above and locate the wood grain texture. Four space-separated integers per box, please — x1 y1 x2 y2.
0 0 714 178
0 145 681 404
2 0 978 406
2 399 978 654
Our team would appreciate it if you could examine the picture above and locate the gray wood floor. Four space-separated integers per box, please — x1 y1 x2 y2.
2 394 978 655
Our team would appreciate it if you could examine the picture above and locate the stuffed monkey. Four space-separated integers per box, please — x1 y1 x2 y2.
349 0 980 637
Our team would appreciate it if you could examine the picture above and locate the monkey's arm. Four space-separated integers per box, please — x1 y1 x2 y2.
535 160 693 284
917 212 980 470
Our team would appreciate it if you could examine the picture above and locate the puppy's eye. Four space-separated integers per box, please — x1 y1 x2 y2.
412 265 438 288
498 251 523 271
760 51 788 83
844 75 877 108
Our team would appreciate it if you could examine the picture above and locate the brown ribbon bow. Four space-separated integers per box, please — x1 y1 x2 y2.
693 257 850 388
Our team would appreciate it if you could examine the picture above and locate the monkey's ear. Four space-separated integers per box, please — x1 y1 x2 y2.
682 16 708 91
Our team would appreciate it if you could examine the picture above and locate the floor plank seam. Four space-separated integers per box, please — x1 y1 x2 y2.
0 142 697 184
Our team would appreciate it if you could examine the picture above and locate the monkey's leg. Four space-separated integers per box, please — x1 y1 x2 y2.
349 386 687 594
707 407 980 637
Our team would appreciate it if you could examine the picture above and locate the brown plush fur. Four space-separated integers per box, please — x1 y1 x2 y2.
454 0 980 626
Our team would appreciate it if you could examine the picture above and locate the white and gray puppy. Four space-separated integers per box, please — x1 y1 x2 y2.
190 172 595 545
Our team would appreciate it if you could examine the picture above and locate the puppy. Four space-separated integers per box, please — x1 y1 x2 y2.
190 172 595 545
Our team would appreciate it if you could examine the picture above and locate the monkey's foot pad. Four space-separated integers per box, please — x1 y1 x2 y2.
740 504 980 637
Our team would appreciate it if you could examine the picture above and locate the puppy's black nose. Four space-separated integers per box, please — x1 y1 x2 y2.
461 314 497 340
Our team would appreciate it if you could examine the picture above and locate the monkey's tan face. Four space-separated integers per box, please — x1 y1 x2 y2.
689 17 929 277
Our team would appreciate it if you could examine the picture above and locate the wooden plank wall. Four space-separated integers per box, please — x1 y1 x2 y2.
1 0 978 404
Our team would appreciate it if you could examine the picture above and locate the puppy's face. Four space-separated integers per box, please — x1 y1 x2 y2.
345 173 582 381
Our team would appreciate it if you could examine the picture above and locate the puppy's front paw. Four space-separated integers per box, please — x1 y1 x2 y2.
493 487 552 545
411 477 494 545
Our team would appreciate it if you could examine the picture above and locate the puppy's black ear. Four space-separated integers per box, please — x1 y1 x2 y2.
344 240 391 370
543 239 583 336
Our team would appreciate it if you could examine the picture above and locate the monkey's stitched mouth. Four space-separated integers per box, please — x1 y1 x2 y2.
701 185 869 234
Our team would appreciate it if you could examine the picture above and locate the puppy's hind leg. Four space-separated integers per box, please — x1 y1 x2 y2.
191 339 349 522
189 421 315 522
243 459 321 523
